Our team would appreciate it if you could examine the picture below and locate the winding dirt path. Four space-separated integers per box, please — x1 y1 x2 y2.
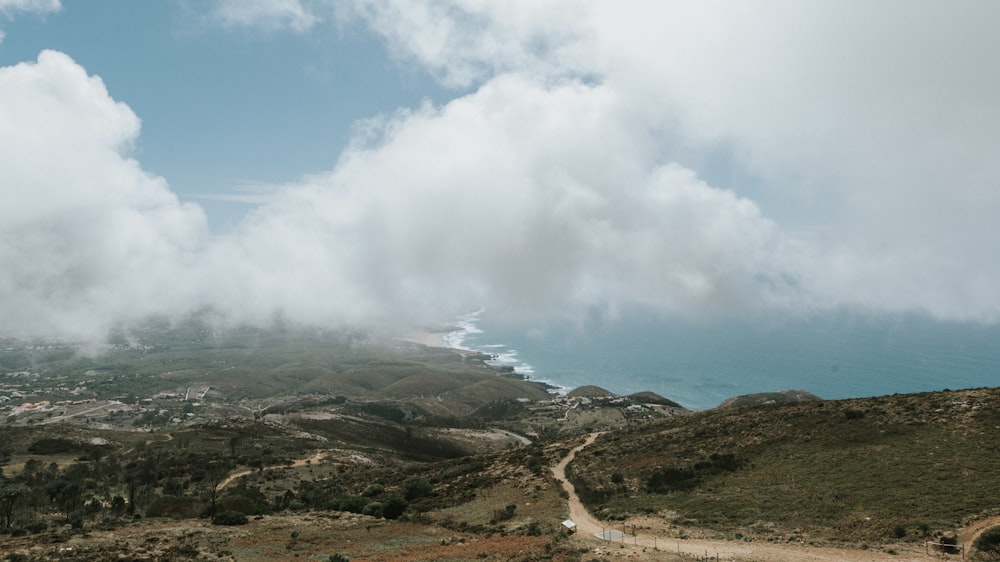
550 432 606 538
551 432 943 561
216 450 328 491
961 515 1000 553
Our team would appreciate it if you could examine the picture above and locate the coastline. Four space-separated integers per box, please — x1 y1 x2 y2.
398 330 450 348
398 323 564 396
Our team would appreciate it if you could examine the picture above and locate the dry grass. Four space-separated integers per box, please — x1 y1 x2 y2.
568 387 1000 546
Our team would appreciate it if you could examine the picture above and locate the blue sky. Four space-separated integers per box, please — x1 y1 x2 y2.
0 0 452 228
2 1 999 341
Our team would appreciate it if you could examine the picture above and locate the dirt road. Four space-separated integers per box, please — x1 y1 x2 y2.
961 515 1000 551
551 432 944 561
216 451 328 491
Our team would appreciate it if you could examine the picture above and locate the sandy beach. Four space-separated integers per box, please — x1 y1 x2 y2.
398 329 451 348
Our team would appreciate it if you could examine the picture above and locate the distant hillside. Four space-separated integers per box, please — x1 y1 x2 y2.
716 389 822 409
627 391 684 408
567 386 1000 546
567 385 617 398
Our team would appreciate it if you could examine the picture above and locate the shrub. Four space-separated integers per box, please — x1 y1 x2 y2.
218 495 258 516
146 496 203 519
361 501 383 518
525 454 544 475
361 484 384 498
211 510 248 525
382 496 408 520
402 477 432 501
27 438 77 454
938 534 960 554
974 527 1000 554
338 496 369 514
491 503 517 524
892 526 906 539
647 466 697 493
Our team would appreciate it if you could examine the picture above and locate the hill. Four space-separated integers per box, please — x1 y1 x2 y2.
3 322 999 560
565 386 1000 547
628 390 684 408
566 385 617 398
716 389 823 408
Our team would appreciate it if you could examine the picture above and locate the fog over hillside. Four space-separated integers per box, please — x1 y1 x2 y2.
2 2 1000 343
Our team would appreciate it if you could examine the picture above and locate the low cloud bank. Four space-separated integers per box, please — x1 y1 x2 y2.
5 2 1000 341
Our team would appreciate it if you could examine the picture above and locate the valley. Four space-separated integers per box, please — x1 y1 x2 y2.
1 323 998 561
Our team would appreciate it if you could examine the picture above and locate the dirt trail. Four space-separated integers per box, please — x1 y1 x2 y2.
550 432 606 538
551 432 941 561
961 515 1000 552
216 450 327 491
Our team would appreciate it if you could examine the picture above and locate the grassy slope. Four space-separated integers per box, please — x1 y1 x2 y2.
567 387 1000 544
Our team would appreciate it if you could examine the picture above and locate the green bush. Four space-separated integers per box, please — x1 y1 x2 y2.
402 476 432 501
145 496 203 519
361 501 383 518
338 495 369 513
646 466 697 493
211 510 248 525
27 438 77 455
938 535 960 554
218 495 258 516
491 503 517 523
974 527 1000 554
382 496 408 520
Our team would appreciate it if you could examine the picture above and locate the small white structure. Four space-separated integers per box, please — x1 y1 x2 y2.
595 529 624 541
561 519 577 533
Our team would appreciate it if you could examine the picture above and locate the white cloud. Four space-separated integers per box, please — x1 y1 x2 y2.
0 51 793 340
0 51 208 339
209 0 318 33
0 0 59 42
0 0 59 14
338 1 1000 322
216 76 799 329
336 1 587 89
5 2 1000 344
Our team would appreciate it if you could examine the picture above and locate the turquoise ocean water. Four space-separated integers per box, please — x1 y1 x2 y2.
444 308 1000 411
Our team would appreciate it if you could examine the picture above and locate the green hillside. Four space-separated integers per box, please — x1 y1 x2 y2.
566 386 1000 545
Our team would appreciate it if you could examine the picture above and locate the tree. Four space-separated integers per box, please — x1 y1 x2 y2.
110 495 127 517
382 496 408 520
401 476 432 501
44 479 83 516
126 475 137 515
205 465 229 517
0 483 29 529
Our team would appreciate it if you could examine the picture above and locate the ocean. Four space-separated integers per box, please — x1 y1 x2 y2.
444 308 1000 411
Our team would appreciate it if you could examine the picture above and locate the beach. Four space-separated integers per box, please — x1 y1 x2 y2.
398 329 450 348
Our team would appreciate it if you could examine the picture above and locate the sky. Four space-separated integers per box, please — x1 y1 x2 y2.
2 0 1000 342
